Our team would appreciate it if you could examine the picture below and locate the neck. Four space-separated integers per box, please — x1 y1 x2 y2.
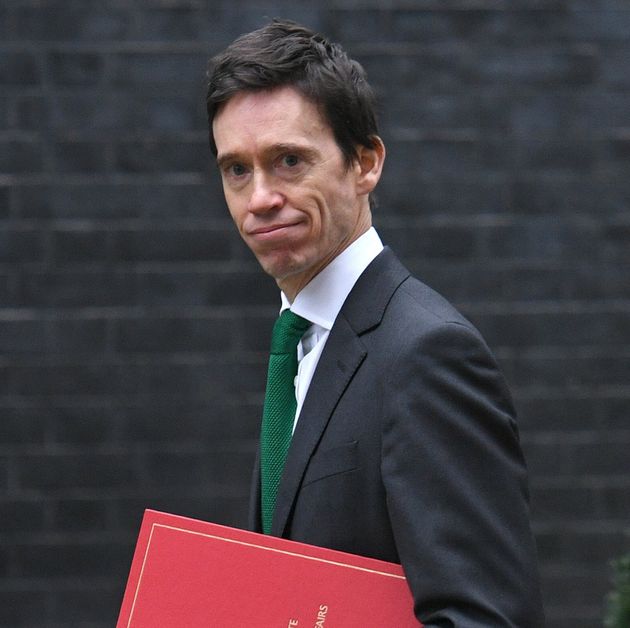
278 221 372 303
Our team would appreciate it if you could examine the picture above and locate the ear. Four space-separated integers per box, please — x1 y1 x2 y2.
354 136 386 196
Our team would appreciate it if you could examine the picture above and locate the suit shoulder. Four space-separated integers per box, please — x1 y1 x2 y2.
393 275 474 331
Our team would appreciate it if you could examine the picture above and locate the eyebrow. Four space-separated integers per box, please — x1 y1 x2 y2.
216 143 320 169
216 152 240 169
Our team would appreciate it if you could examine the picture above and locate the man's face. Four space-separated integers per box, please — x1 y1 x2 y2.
213 86 379 300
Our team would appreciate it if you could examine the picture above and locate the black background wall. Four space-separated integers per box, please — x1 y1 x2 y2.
1 1 629 626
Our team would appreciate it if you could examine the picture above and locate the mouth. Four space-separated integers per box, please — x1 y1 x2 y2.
247 222 304 241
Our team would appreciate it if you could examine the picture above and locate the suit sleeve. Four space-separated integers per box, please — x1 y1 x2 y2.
381 320 544 627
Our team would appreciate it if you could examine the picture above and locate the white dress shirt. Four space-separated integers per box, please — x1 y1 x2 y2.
279 227 384 432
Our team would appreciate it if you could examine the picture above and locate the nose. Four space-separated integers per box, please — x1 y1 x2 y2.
247 172 284 214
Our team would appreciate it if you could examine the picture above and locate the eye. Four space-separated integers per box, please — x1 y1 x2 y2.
219 161 250 189
281 154 300 168
229 162 247 177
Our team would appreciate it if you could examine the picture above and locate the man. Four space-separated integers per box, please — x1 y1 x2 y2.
206 20 544 626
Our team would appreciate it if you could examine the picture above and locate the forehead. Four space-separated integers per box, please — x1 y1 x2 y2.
212 86 336 156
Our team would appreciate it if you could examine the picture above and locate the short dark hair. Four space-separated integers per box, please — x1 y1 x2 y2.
206 19 379 166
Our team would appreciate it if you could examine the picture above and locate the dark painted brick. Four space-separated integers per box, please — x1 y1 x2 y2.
469 45 600 86
50 91 203 132
530 484 598 521
0 367 10 396
0 97 8 130
130 270 210 307
567 7 630 42
569 440 630 476
115 315 232 353
413 261 630 303
120 400 260 443
0 8 8 41
136 268 277 307
379 88 513 133
0 229 46 263
0 319 48 354
483 220 600 261
8 363 119 397
602 222 630 262
49 318 109 354
607 132 630 167
522 441 573 477
0 140 43 174
113 228 231 262
51 405 121 445
0 186 11 218
52 499 110 532
0 591 48 627
238 311 276 352
16 270 136 307
526 436 630 480
364 51 462 97
201 269 284 307
392 136 503 176
114 493 250 533
14 541 133 578
476 310 630 348
15 182 220 220
599 484 630 519
52 140 109 173
141 448 250 488
129 6 212 42
381 224 477 260
540 554 619 604
16 7 129 41
14 95 48 131
17 453 136 491
514 137 598 174
602 46 630 87
115 138 208 173
0 549 7 580
50 585 123 624
0 51 40 86
0 408 48 444
48 51 104 86
52 229 110 263
132 4 321 43
510 176 630 215
516 395 629 432
113 52 208 86
0 500 46 537
332 9 434 44
0 317 108 355
0 273 12 307
559 529 629 566
503 354 630 388
127 358 266 398
209 2 322 42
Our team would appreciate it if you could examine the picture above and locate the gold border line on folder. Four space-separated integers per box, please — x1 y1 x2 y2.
127 522 406 626
126 522 158 628
159 523 406 578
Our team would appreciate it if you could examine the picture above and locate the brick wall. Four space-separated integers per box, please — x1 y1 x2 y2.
1 1 629 626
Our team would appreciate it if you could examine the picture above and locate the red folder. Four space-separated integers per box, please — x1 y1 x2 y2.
118 509 420 627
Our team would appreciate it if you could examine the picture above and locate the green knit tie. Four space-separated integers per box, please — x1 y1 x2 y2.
260 309 311 535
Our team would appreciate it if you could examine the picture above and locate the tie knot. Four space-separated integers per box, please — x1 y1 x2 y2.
270 309 311 354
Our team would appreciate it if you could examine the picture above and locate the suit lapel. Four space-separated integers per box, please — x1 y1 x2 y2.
270 248 410 537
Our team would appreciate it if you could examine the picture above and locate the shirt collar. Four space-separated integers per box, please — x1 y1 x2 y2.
280 227 384 330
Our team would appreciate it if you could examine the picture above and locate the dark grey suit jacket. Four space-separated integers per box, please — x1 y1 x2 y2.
248 248 544 627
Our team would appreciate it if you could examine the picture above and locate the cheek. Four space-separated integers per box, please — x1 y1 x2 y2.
224 195 246 229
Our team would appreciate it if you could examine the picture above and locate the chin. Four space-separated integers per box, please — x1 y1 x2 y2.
259 252 310 284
